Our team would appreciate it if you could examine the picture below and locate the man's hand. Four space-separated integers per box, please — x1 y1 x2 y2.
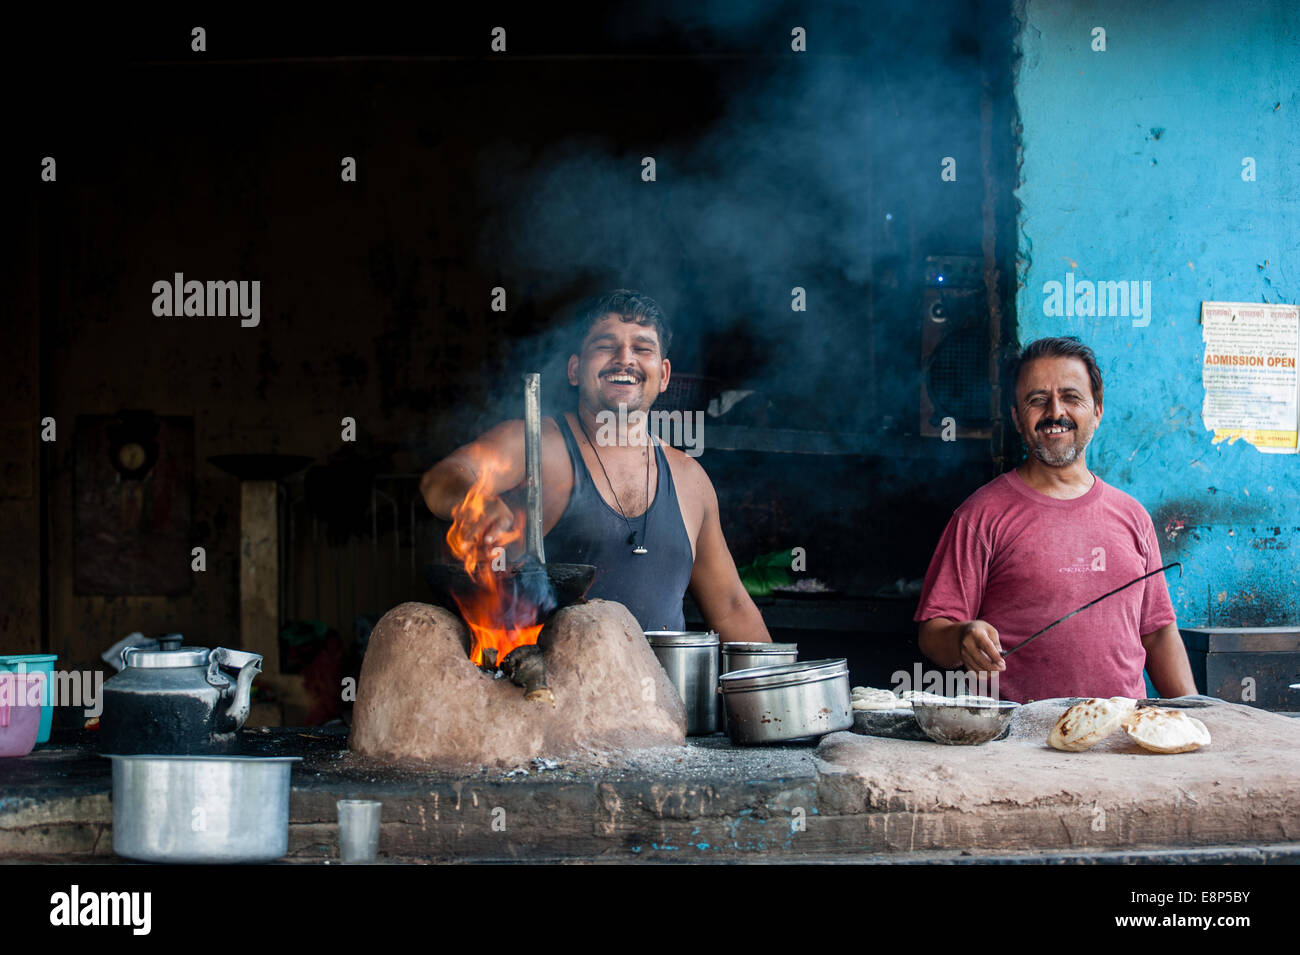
918 617 1005 671
451 493 515 551
420 421 529 533
955 620 1005 672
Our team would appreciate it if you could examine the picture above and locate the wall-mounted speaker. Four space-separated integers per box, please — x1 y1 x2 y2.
919 253 994 439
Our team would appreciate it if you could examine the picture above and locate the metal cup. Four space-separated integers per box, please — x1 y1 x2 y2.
337 799 382 863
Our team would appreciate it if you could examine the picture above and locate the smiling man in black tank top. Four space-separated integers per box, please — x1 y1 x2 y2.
420 290 771 643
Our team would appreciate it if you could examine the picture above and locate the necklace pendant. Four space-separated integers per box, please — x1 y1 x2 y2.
632 545 648 555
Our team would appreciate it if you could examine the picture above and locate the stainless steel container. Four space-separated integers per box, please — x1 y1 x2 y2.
720 641 799 673
719 658 852 745
646 631 720 735
108 754 301 863
719 642 798 732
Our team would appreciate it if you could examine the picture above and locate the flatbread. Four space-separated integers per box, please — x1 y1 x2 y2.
898 690 947 705
851 687 903 711
1047 697 1137 752
1121 707 1212 754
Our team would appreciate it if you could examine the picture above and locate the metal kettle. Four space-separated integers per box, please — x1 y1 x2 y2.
99 636 263 755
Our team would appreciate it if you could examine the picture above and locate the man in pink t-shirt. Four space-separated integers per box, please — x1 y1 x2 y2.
915 338 1198 702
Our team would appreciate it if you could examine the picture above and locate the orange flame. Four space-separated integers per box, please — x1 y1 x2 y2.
446 459 545 667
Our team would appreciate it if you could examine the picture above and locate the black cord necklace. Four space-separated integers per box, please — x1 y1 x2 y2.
575 412 651 555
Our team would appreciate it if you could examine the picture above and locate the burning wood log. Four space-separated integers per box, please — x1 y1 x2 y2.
500 644 554 706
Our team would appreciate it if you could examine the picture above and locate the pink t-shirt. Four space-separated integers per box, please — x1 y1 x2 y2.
914 470 1176 702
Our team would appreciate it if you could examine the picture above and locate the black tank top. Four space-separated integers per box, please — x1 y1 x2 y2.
545 415 694 631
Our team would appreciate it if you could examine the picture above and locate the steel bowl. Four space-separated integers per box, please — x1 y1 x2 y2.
911 698 1019 745
108 754 301 863
719 658 852 745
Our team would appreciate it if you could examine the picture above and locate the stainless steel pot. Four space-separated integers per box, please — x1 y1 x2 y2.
645 631 719 735
719 658 852 745
108 754 300 863
719 642 798 733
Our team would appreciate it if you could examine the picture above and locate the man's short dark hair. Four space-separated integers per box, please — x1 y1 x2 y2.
575 289 671 358
1012 336 1104 405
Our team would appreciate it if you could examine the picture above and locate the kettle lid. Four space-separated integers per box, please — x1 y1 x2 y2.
124 646 210 669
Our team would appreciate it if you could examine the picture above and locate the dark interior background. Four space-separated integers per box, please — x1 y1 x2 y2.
7 1 1019 720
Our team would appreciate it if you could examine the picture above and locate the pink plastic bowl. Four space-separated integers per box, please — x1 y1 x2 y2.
0 673 43 757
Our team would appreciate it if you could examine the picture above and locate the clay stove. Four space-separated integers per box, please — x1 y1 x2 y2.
348 599 686 767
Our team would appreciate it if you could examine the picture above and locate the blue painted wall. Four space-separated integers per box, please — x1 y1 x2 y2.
1013 0 1299 626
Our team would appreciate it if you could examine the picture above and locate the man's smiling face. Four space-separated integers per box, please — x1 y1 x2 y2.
1011 356 1103 467
568 314 670 415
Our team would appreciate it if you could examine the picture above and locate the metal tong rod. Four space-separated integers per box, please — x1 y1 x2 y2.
1001 562 1182 659
523 372 545 564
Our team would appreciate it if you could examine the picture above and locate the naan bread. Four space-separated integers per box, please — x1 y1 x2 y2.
851 687 903 711
898 690 947 705
1121 707 1211 754
1047 697 1137 752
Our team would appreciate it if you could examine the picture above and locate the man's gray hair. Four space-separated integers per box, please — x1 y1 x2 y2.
1012 336 1103 405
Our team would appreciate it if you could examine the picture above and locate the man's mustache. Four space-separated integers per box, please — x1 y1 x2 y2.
1036 417 1075 431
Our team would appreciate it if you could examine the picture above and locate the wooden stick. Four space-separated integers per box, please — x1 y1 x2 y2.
501 644 554 706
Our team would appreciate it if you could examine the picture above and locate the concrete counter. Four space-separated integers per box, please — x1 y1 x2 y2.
2 699 1297 863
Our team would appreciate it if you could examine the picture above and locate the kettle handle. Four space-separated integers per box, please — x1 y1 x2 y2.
205 655 231 689
206 648 263 688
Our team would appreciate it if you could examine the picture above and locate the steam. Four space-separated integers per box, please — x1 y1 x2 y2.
470 0 1001 446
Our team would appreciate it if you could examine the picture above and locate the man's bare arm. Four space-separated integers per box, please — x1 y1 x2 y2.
685 469 771 644
419 420 527 547
1141 622 1198 698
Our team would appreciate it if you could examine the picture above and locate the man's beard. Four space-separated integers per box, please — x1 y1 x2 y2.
1024 419 1091 467
593 391 654 415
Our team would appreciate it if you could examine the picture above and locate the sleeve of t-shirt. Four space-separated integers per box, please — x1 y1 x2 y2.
1137 512 1177 634
913 514 991 624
